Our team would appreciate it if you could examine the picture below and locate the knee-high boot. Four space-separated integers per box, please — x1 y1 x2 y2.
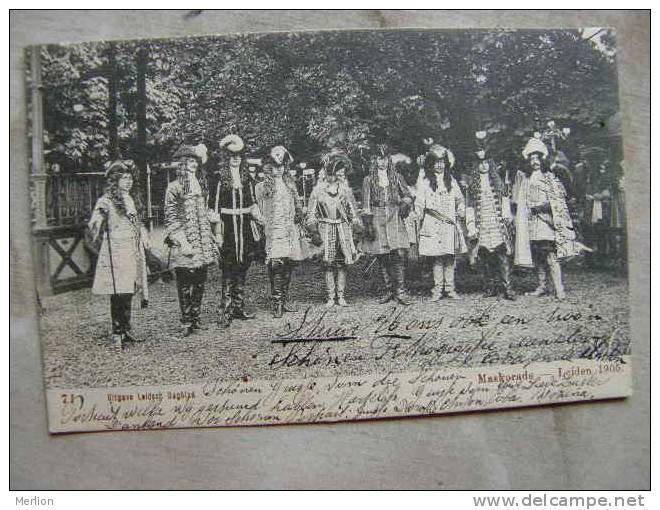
443 256 458 298
282 260 297 313
324 268 336 307
482 251 498 297
546 251 566 300
267 263 275 297
232 264 255 320
175 268 194 335
526 261 548 296
393 250 411 305
336 267 348 306
190 281 206 329
378 254 394 304
217 269 234 328
272 262 285 318
498 250 516 300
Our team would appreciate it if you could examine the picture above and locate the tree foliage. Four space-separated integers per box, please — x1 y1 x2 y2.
38 28 621 176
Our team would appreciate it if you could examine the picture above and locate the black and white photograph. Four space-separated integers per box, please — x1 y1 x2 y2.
25 26 632 432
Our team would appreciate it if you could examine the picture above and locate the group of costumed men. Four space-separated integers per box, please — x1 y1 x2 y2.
88 132 588 347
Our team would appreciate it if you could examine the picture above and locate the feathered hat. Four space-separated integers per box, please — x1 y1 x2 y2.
426 144 455 168
193 144 208 164
270 145 294 166
173 144 203 162
391 153 412 167
475 131 488 160
104 159 136 179
522 137 549 160
321 150 353 176
219 134 245 154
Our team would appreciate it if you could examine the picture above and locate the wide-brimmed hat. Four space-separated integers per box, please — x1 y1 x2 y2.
104 159 136 179
390 153 412 167
270 145 294 166
173 144 202 162
522 137 549 160
426 144 455 168
219 134 245 154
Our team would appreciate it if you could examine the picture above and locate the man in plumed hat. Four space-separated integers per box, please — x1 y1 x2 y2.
208 134 260 327
512 136 589 301
359 142 414 305
254 145 309 318
165 144 219 336
465 131 516 300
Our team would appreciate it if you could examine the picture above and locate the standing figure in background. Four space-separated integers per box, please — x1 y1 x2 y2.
165 145 219 336
255 146 308 318
415 144 467 300
307 151 361 307
246 162 266 263
465 144 516 300
512 137 589 301
360 144 414 305
209 135 259 327
88 159 149 348
610 161 627 272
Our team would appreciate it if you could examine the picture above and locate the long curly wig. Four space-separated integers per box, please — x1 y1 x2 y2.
424 150 453 192
104 160 143 219
260 159 298 198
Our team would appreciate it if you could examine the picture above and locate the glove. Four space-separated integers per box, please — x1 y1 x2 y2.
169 230 194 257
398 197 413 219
351 218 365 235
311 231 323 247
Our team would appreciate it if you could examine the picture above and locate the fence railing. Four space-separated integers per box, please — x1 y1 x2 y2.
45 172 106 227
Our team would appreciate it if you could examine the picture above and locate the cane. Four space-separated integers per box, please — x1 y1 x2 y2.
103 211 118 296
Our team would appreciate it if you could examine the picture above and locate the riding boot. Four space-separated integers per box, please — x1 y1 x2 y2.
324 268 336 307
281 260 298 313
430 260 444 302
217 272 234 328
232 265 255 320
111 293 136 343
190 280 207 330
272 263 285 318
499 250 517 300
378 255 394 304
443 256 458 299
336 267 348 307
526 263 548 297
267 263 275 296
482 251 498 297
175 269 194 336
546 252 566 301
393 251 411 305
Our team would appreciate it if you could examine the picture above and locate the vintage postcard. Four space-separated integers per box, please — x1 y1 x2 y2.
26 28 631 433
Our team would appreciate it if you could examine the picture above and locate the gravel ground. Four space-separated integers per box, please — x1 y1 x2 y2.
39 256 631 389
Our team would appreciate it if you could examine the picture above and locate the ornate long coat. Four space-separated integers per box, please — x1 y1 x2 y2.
254 178 309 263
360 169 412 255
89 194 148 298
164 179 218 270
306 182 360 265
208 167 260 265
465 161 513 254
415 175 467 257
